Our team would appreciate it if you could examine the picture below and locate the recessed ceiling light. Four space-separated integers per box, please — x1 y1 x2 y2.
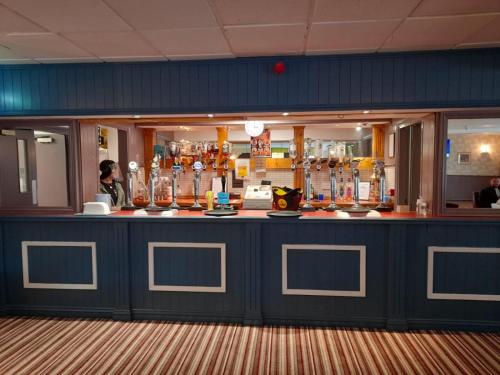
363 110 370 114
133 115 141 119
356 126 362 131
282 112 289 116
207 114 214 118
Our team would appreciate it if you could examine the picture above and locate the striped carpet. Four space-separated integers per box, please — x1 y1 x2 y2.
0 317 498 374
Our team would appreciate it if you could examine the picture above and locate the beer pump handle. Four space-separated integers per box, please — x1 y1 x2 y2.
221 173 226 193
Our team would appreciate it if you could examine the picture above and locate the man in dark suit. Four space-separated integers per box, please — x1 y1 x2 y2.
479 177 500 208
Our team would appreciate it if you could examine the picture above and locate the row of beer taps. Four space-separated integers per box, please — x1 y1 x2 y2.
124 140 233 211
288 139 390 212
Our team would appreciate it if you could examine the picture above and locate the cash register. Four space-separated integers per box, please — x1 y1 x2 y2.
243 183 273 210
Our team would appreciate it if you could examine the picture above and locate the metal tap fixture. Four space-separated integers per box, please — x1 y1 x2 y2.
302 138 315 212
325 143 339 212
313 139 322 172
121 161 139 211
168 141 181 209
146 154 162 210
351 159 362 209
375 160 392 212
189 142 204 211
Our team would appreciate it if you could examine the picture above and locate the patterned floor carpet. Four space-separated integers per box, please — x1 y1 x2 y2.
0 317 498 374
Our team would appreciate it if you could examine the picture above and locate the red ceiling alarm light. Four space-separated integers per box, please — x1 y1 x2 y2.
273 61 286 75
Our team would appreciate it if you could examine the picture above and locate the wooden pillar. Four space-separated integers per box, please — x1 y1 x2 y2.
293 126 305 190
143 128 156 182
216 126 228 176
372 124 385 160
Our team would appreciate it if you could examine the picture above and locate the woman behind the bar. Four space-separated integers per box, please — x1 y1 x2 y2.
99 159 125 208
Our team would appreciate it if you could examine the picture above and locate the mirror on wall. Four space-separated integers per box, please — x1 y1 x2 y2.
445 118 500 210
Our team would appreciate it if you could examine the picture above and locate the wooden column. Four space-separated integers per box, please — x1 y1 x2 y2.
293 126 305 190
216 126 228 176
143 128 156 182
79 122 99 203
372 124 385 160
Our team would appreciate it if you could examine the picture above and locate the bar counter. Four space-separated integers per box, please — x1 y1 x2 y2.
0 210 498 332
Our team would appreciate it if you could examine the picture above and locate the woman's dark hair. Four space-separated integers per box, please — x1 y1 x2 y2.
100 160 115 180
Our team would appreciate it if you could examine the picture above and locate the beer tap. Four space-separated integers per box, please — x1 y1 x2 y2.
167 141 181 209
302 138 315 212
325 143 339 212
121 161 140 211
189 142 204 211
146 154 164 211
375 160 392 212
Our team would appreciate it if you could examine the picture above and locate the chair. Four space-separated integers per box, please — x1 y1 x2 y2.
472 191 480 208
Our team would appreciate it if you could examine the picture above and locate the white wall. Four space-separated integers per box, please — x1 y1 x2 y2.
170 127 363 143
99 126 119 163
35 133 68 207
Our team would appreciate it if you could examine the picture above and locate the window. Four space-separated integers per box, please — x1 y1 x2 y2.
440 112 500 215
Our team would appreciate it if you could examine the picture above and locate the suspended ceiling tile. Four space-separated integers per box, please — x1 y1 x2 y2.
35 57 103 63
312 0 419 22
456 41 500 49
209 0 311 25
380 14 496 51
102 56 168 62
141 28 231 56
167 53 234 60
308 20 400 52
0 43 19 58
0 0 131 32
412 0 500 17
64 31 162 58
306 48 378 55
104 0 217 30
0 58 37 64
0 4 46 33
462 15 500 43
225 24 306 56
0 33 93 59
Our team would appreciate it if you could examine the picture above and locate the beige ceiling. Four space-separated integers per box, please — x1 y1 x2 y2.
0 0 499 64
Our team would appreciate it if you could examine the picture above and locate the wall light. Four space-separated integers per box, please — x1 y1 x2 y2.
480 144 490 154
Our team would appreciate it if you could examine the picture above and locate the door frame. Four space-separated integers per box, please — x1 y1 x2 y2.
0 119 81 214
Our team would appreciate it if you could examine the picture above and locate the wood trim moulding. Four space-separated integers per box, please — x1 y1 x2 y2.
437 110 500 216
148 242 226 293
427 246 500 301
22 241 97 290
282 244 366 297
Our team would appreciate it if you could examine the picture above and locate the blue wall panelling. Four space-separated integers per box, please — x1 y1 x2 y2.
0 216 499 331
1 49 500 117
